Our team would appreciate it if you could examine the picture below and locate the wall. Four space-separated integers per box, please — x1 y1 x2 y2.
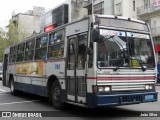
71 0 88 22
18 14 41 41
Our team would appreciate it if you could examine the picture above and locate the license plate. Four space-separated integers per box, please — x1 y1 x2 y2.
145 95 154 101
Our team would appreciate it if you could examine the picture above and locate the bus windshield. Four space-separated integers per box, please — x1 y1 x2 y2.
97 29 155 69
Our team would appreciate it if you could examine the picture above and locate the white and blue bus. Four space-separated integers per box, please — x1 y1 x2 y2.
3 15 158 109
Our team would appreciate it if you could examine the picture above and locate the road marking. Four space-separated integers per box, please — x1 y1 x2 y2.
0 89 7 92
0 100 40 106
0 93 10 95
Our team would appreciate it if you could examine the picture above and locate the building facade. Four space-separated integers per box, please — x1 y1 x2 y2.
85 0 137 18
10 6 45 41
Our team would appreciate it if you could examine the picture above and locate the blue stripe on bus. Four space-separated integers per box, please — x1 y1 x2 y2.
14 82 67 101
15 82 48 97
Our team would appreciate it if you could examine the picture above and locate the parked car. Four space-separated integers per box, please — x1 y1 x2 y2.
0 63 2 80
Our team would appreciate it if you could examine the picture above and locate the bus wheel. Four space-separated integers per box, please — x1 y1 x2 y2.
51 81 64 110
10 79 17 95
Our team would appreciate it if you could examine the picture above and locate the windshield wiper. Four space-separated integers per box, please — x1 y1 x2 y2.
111 37 128 71
113 50 128 71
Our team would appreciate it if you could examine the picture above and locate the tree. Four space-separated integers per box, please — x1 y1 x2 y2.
6 22 19 45
0 27 8 60
0 22 19 60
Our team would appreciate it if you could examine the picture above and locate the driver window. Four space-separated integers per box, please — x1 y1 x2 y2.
98 42 109 67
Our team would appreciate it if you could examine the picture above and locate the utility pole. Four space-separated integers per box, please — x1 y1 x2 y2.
91 0 94 15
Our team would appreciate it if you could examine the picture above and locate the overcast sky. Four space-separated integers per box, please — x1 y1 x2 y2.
0 0 66 29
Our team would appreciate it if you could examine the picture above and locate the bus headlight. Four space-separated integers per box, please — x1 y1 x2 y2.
92 86 111 93
98 87 104 92
104 86 111 92
145 84 154 90
98 86 111 92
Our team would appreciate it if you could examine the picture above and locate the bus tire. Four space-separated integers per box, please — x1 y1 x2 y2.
10 78 17 95
51 81 64 110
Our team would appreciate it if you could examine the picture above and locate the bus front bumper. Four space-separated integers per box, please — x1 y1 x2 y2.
86 91 158 108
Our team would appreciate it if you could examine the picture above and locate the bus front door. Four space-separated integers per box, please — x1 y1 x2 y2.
67 33 87 103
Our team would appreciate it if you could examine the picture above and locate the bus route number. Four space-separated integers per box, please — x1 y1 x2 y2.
55 64 60 69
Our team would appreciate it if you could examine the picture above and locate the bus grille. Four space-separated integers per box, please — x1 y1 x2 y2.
120 96 142 104
96 78 155 91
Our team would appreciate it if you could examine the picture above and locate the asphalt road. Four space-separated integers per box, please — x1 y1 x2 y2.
0 81 159 120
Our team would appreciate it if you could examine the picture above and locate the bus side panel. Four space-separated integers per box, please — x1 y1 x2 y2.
7 64 16 86
9 62 48 97
45 60 66 89
15 81 47 97
45 60 66 101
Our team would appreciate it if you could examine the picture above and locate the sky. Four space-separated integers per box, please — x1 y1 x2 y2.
0 0 66 29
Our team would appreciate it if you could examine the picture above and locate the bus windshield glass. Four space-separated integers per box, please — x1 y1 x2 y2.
97 29 155 69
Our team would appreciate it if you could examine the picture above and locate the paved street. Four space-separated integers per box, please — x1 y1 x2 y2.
0 81 159 120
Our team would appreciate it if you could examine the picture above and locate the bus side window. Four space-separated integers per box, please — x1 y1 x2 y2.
48 29 64 59
35 35 48 60
9 46 17 63
16 43 25 62
25 39 35 61
68 38 76 70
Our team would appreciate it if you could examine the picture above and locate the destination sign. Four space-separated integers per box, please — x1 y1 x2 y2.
127 32 150 39
98 18 149 32
100 29 125 36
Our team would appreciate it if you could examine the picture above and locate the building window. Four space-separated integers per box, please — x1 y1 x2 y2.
133 0 135 11
94 2 104 14
144 0 150 9
116 3 122 15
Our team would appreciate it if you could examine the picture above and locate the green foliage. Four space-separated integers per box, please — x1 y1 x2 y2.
0 28 7 60
7 22 19 45
0 21 33 60
0 23 19 60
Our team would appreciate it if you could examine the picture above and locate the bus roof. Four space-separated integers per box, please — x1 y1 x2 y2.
95 14 146 24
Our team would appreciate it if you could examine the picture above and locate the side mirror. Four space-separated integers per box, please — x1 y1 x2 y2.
92 29 99 42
